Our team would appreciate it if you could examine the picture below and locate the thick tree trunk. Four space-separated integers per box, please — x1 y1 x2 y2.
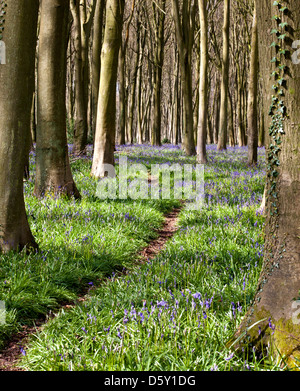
35 0 80 199
217 0 230 151
247 3 259 165
197 0 208 164
0 0 39 252
231 0 300 367
91 0 124 178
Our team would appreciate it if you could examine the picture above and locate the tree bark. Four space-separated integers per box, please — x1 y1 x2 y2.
247 3 259 165
91 0 124 178
34 0 80 199
0 0 39 252
231 0 300 367
70 0 88 155
197 0 208 164
91 0 105 139
171 0 196 156
151 0 166 147
217 0 230 151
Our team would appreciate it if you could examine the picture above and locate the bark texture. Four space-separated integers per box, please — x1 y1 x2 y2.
35 0 80 199
0 0 39 252
171 0 196 156
197 0 208 164
91 0 124 178
247 3 259 166
231 0 300 368
217 0 230 151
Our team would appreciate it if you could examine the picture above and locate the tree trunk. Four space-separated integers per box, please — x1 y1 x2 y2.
217 0 230 151
91 0 105 139
247 3 259 165
127 41 139 145
118 47 126 145
213 76 220 144
35 0 80 199
70 0 88 155
171 0 196 156
231 0 300 367
0 0 39 252
91 0 124 178
197 0 208 164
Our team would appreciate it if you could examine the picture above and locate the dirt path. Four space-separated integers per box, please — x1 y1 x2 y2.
0 203 183 371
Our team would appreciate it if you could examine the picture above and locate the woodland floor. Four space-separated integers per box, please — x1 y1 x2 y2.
0 204 183 371
0 144 285 371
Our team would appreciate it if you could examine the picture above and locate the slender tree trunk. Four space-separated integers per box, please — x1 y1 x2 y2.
173 49 180 145
118 48 126 145
171 0 196 156
136 27 145 145
91 0 105 139
0 0 39 252
258 109 265 147
70 0 88 155
247 2 259 165
197 0 208 164
217 0 230 151
30 93 37 144
228 92 235 146
35 0 80 199
231 0 300 367
236 70 246 146
127 38 139 144
91 0 124 178
118 0 135 145
152 0 166 147
213 77 220 144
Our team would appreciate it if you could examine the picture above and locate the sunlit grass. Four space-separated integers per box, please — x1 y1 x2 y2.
13 144 285 371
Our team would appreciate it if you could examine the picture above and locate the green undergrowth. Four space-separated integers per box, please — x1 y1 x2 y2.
0 147 180 349
14 144 285 371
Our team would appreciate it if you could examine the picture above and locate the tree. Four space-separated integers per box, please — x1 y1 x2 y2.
217 0 230 151
151 0 166 147
197 0 208 164
171 0 196 156
118 0 135 145
247 1 258 165
230 0 300 367
35 0 80 199
0 0 39 252
91 0 124 178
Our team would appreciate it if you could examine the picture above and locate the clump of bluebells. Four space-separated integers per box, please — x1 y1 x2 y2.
18 144 286 371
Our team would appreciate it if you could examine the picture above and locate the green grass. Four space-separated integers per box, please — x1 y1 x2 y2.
9 144 286 371
0 146 179 348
